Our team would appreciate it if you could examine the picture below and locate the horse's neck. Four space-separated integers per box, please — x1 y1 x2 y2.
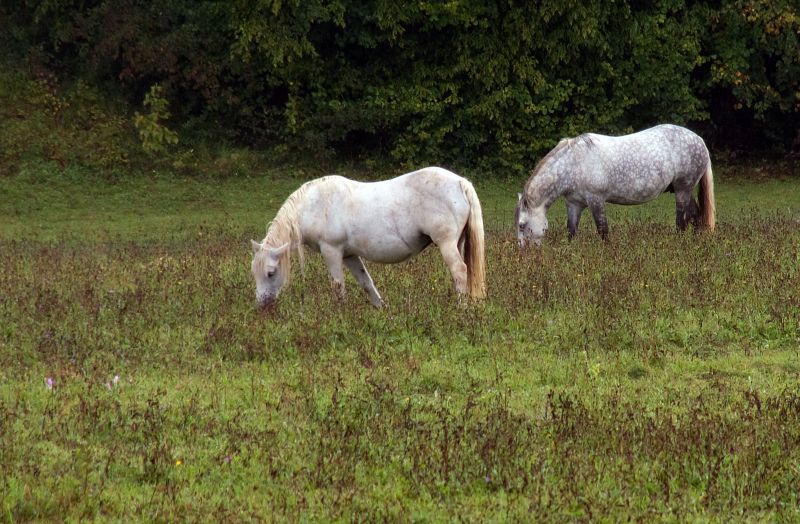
527 168 566 209
264 194 305 247
262 194 307 275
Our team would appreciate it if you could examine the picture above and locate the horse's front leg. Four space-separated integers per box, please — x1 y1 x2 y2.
320 243 346 300
588 201 609 240
344 256 383 308
566 201 585 238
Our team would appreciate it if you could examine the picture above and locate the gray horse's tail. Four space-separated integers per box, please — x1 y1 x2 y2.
698 161 716 230
459 179 487 299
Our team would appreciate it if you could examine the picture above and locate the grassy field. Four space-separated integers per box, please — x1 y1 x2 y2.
1 162 800 521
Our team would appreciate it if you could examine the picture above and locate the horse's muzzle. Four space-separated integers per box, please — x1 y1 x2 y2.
518 238 541 250
256 295 277 311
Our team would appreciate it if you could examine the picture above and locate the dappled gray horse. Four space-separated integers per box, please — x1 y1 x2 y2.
515 124 716 247
251 167 486 308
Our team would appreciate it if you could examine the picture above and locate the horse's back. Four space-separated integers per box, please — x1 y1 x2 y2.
345 167 470 210
395 166 469 190
304 168 469 212
588 124 704 152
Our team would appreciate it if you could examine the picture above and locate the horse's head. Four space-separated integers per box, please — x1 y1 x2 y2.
250 240 290 309
515 194 548 249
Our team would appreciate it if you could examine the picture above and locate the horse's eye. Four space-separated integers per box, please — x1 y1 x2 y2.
518 223 525 231
267 270 276 279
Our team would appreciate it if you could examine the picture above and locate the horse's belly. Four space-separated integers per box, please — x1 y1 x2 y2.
604 176 671 205
346 235 431 264
606 190 661 205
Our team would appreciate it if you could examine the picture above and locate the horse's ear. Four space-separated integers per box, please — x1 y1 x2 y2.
250 240 262 254
270 243 290 258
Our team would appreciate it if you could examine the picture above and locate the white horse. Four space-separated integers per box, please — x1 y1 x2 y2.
515 124 716 247
250 167 486 308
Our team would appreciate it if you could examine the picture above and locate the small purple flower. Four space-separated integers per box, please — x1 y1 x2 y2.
223 455 232 464
484 474 491 483
45 377 54 390
724 252 733 257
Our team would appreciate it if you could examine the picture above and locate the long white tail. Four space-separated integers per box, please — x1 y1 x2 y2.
459 179 486 299
698 162 716 230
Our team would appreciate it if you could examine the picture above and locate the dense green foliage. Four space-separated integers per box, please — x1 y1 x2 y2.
4 0 798 172
2 168 800 520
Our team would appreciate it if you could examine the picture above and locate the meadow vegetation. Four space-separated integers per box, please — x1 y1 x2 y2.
1 165 799 521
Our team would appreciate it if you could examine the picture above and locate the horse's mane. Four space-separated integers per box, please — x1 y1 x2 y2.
521 134 594 208
257 178 327 281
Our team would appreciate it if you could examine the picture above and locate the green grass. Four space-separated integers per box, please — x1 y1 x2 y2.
2 159 799 242
1 164 800 521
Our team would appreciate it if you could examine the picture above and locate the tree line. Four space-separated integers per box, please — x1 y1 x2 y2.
6 0 799 171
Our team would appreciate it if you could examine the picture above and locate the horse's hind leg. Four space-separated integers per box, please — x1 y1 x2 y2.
588 201 609 240
344 256 383 308
674 190 696 231
436 238 468 296
687 197 700 229
567 201 585 238
457 231 466 259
